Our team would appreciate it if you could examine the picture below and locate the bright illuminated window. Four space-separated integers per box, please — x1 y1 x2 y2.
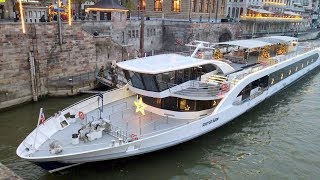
296 66 298 71
301 63 304 68
289 69 291 75
154 0 162 11
281 73 283 80
139 0 146 10
172 0 181 12
271 78 274 85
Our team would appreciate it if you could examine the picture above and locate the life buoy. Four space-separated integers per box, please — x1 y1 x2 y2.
78 111 85 120
130 134 138 141
221 83 229 92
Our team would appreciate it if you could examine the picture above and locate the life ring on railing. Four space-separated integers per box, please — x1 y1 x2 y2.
221 83 229 92
78 111 85 120
130 133 139 141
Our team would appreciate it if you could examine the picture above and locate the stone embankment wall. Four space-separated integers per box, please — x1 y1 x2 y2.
0 22 135 109
0 20 261 110
162 22 241 52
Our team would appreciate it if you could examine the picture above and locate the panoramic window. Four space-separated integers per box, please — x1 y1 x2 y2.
154 0 162 11
139 95 221 112
172 0 181 12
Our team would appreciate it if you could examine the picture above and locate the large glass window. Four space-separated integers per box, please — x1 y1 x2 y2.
142 74 159 92
154 0 162 11
140 95 221 112
123 64 216 92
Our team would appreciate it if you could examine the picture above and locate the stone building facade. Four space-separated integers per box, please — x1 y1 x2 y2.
128 0 228 21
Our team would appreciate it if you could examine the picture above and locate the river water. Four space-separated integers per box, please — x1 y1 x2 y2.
1 56 320 179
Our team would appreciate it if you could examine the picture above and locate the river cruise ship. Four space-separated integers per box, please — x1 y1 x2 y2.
17 36 320 172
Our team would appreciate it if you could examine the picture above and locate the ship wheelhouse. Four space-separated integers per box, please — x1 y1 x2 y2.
117 54 234 114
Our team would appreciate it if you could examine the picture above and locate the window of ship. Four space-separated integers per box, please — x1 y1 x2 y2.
268 53 318 86
123 64 216 92
237 75 269 100
138 95 221 112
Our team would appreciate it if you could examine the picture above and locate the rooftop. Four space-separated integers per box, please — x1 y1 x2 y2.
117 54 214 74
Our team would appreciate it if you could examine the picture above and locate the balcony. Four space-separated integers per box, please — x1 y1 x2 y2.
240 15 303 22
263 2 286 8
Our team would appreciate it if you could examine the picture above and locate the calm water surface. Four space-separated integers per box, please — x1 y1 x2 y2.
1 67 320 179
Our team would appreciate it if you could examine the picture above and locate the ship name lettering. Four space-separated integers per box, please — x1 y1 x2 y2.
202 118 219 127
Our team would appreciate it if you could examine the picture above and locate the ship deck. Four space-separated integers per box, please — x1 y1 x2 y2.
31 95 197 157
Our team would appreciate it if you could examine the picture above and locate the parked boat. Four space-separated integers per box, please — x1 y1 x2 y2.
16 36 320 172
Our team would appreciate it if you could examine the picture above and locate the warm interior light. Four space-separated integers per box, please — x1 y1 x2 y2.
68 0 72 26
18 0 25 33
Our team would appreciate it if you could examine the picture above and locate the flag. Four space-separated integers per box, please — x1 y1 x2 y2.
96 93 103 99
40 112 45 124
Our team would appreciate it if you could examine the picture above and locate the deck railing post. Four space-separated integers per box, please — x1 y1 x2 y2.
126 121 128 136
166 115 169 124
139 118 142 135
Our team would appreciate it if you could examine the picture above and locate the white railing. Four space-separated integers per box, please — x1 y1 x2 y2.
228 47 318 87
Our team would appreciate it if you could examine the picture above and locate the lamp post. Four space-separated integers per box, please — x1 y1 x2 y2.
57 0 63 45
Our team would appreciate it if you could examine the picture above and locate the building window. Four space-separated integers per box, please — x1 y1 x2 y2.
172 0 181 12
128 31 131 38
205 0 209 13
212 0 215 13
154 0 162 11
139 0 146 11
192 0 197 12
136 30 139 38
199 0 203 12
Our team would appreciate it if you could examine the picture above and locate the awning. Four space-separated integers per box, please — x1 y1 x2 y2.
215 39 272 49
257 36 298 44
283 11 301 16
265 36 298 42
248 8 274 14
